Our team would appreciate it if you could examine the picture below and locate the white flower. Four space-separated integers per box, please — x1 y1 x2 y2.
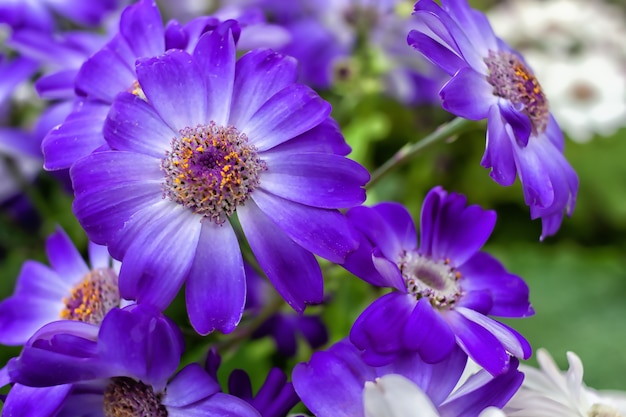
504 348 626 417
488 0 626 142
363 374 509 417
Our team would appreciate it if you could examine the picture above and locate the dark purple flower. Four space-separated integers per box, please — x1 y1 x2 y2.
292 339 523 417
70 20 368 335
204 347 299 417
246 263 328 357
229 368 299 417
5 304 260 416
407 0 578 239
0 227 125 346
343 187 533 375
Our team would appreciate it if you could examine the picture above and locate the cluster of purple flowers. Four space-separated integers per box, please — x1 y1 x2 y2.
0 0 581 415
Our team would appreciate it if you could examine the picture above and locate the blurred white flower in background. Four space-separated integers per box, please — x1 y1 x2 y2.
504 349 626 417
488 0 626 142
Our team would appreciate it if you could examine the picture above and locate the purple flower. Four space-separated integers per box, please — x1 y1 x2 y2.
343 187 533 376
246 263 328 357
70 20 368 335
407 0 578 239
0 0 122 31
41 0 177 170
4 304 260 416
0 227 125 346
292 339 523 417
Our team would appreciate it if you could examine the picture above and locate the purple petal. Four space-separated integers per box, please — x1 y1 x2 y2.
350 292 414 358
456 307 531 360
186 221 245 335
372 251 407 290
439 361 523 417
229 49 298 129
162 364 221 407
342 234 395 288
192 21 238 125
0 296 62 345
511 139 555 210
446 310 510 376
237 199 323 312
117 203 201 310
42 100 110 170
251 189 359 263
13 260 67 299
459 252 533 317
373 203 419 254
119 0 165 58
499 100 531 146
440 0 498 54
136 50 207 130
98 305 183 391
403 299 456 363
440 67 494 120
169 392 261 417
347 204 416 262
482 105 517 186
420 187 496 266
88 241 111 269
265 118 351 156
407 29 465 76
74 35 136 103
412 0 486 71
105 91 177 158
3 384 72 416
242 84 331 152
71 151 163 245
260 152 368 208
292 350 368 417
45 227 89 282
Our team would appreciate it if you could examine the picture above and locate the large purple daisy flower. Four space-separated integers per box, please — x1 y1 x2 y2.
343 187 532 376
4 305 260 416
292 339 523 417
0 227 124 346
407 0 578 239
70 21 368 335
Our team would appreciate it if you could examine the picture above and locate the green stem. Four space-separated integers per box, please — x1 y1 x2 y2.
367 117 475 189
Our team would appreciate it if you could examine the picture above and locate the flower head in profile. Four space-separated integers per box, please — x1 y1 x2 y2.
3 304 260 416
70 20 368 335
0 227 125 346
407 0 578 239
504 348 626 417
343 187 533 375
292 339 523 417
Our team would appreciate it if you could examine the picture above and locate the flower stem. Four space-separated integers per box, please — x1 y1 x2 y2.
367 117 475 189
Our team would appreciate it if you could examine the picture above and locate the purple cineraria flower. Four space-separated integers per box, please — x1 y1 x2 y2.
245 263 328 357
70 20 368 335
4 304 261 416
407 0 578 239
204 348 300 417
229 368 300 417
292 339 523 417
0 0 122 32
41 0 177 171
0 227 126 346
343 187 533 376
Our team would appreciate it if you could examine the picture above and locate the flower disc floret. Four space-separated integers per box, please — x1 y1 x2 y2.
485 50 549 134
398 251 461 308
60 267 120 324
161 122 267 224
104 377 167 417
